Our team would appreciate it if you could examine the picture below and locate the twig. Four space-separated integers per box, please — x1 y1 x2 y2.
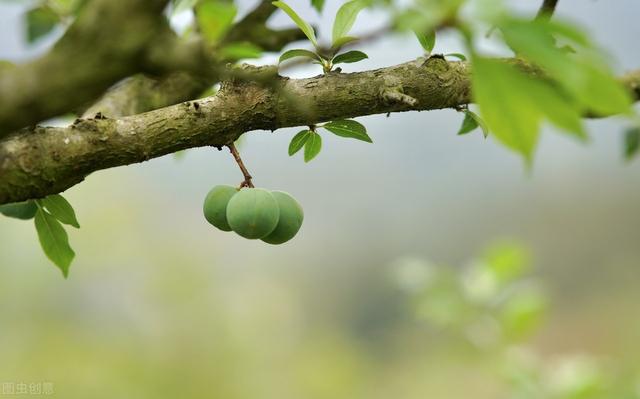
535 0 559 21
227 143 254 188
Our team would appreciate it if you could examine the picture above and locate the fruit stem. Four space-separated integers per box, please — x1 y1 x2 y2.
227 143 254 188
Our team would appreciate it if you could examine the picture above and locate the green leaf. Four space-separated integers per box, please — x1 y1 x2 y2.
624 127 640 161
0 200 37 220
279 48 321 64
25 6 60 43
272 1 317 47
219 42 263 60
40 194 80 228
332 50 368 65
289 130 311 155
501 289 545 340
500 18 632 116
445 52 466 61
332 0 368 46
414 30 436 53
304 132 322 162
172 0 198 14
311 0 325 12
196 0 237 45
457 111 479 135
472 58 541 162
331 36 358 50
34 208 75 278
323 119 372 142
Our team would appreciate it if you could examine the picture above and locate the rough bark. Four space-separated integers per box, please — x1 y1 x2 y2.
82 0 309 119
0 0 189 137
1 58 638 205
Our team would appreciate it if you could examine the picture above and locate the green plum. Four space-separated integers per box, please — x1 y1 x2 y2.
226 188 280 239
261 191 304 245
203 185 238 231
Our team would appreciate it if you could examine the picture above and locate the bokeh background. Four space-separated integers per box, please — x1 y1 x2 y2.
1 0 639 397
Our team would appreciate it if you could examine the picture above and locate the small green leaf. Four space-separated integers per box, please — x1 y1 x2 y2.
34 208 75 278
311 0 325 12
624 127 640 161
304 132 322 162
323 119 372 143
331 36 358 50
332 0 368 46
25 6 60 43
272 1 317 47
196 1 237 45
40 194 80 228
219 42 263 60
279 48 321 64
457 111 479 135
445 52 466 61
0 200 37 220
414 30 436 53
332 50 368 65
289 130 311 155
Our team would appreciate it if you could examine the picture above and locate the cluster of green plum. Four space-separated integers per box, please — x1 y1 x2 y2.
203 186 303 244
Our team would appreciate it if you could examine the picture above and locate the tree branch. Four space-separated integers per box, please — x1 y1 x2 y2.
1 59 638 205
83 0 309 119
536 0 559 21
0 0 187 137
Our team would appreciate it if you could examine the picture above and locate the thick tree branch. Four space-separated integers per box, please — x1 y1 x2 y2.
1 58 639 205
0 0 189 137
83 0 309 119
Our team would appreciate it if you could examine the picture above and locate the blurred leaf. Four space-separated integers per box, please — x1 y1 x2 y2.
49 0 86 15
273 1 317 47
501 289 546 340
173 150 187 160
332 50 368 64
500 18 632 116
472 58 541 162
34 207 75 277
304 132 322 162
0 200 37 220
172 0 198 14
219 42 263 60
289 130 311 155
414 29 436 53
332 0 368 46
331 35 358 50
482 241 530 284
323 120 372 142
311 0 324 12
40 194 80 228
25 6 60 43
624 127 640 161
196 0 237 45
279 48 321 64
473 57 585 161
445 52 466 61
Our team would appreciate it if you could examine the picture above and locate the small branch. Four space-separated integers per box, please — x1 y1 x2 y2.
536 0 559 21
227 143 254 188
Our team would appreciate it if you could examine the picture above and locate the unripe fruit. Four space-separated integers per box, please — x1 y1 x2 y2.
203 185 237 231
261 191 304 245
226 188 280 239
